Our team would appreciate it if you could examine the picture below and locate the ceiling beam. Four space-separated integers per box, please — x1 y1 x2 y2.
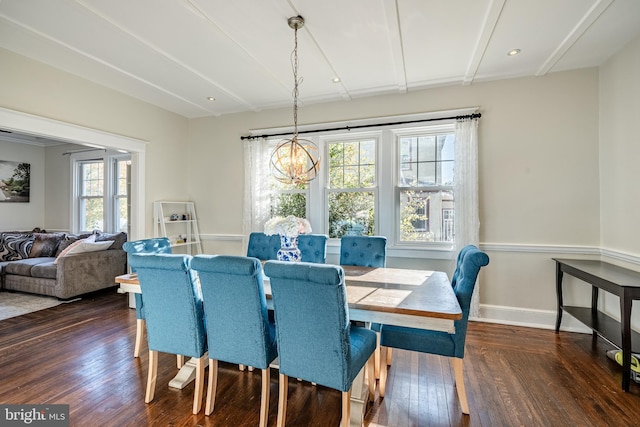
536 0 614 76
463 0 506 85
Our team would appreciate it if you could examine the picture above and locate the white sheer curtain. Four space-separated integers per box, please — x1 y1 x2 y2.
454 116 481 317
242 138 271 250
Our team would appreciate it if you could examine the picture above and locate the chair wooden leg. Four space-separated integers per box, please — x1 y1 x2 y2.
366 354 375 401
134 319 144 358
177 355 185 369
145 350 158 403
452 357 470 414
192 356 205 414
205 359 218 416
259 368 270 427
387 347 393 365
379 345 388 398
341 390 351 427
276 374 288 427
374 331 381 379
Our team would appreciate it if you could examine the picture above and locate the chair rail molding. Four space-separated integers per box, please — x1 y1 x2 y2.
480 242 640 266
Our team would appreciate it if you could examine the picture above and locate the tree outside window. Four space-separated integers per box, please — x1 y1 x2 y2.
327 139 376 238
79 161 104 232
74 153 130 233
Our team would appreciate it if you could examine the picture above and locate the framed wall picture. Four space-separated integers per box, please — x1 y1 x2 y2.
0 160 30 202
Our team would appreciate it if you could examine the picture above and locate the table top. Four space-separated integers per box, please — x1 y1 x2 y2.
553 258 640 289
116 265 462 323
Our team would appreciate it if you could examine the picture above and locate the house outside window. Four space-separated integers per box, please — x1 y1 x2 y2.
397 131 455 244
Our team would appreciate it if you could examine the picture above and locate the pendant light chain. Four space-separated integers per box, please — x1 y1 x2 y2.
292 22 299 139
269 16 320 185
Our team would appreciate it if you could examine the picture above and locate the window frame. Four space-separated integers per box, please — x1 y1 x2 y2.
71 150 131 234
323 133 380 238
392 124 456 251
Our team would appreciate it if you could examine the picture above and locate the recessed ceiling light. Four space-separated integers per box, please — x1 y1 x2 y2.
206 96 216 101
507 49 521 56
332 77 341 83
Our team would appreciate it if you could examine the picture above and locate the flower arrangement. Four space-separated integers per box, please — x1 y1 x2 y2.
264 215 312 237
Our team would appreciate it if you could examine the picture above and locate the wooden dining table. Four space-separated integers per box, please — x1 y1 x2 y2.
115 264 461 426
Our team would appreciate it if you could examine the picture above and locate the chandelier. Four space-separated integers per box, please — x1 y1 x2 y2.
270 16 320 185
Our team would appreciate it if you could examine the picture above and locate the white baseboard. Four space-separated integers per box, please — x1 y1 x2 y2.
473 304 592 334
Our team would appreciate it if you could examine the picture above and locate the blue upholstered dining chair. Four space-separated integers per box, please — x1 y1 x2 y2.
122 237 172 358
246 232 280 260
378 245 489 415
247 231 328 263
191 255 278 427
264 261 377 427
128 253 207 415
339 235 387 267
297 234 328 263
339 235 388 378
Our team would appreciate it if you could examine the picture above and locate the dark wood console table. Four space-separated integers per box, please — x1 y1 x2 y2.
554 258 640 391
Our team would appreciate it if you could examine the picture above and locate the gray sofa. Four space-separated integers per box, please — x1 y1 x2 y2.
0 231 127 300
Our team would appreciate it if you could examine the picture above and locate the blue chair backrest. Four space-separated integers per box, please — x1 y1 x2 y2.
246 232 280 261
191 255 276 369
450 244 476 289
248 232 327 263
451 245 489 356
297 234 328 263
264 261 354 391
123 237 172 272
339 235 387 267
128 253 206 358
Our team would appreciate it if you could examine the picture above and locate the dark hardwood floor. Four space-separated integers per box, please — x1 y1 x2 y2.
1 289 639 426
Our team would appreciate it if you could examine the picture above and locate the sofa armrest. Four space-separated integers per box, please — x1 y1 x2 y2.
55 249 127 299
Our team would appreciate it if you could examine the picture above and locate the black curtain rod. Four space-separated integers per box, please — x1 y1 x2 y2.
240 113 481 141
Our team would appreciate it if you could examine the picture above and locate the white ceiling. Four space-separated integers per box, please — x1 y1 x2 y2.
1 0 640 119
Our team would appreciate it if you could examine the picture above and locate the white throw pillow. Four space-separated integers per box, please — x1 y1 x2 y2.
54 235 113 264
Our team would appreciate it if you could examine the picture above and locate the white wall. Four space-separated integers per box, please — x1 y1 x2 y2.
600 36 640 254
43 143 79 232
0 139 44 230
0 48 189 237
598 35 640 325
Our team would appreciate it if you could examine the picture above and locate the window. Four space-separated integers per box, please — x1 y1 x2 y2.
78 160 104 231
397 132 455 244
327 138 377 238
72 151 130 234
247 110 479 258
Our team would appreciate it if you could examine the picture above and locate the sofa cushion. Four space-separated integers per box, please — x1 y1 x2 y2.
29 233 64 258
4 257 54 277
54 236 113 264
55 233 93 256
0 260 11 275
95 231 127 250
0 233 34 261
30 258 57 279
